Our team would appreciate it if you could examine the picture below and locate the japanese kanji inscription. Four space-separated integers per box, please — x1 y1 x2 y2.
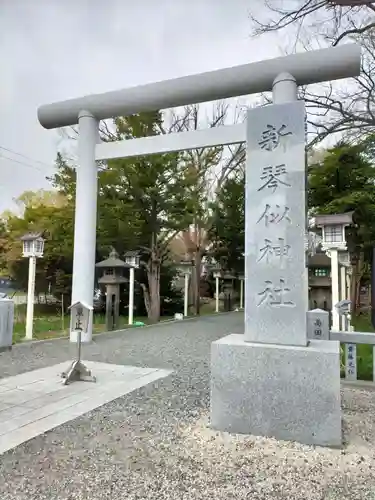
258 124 292 151
345 343 357 380
75 306 84 331
258 164 291 193
257 278 295 307
256 204 291 227
256 123 294 308
257 238 291 264
245 100 308 345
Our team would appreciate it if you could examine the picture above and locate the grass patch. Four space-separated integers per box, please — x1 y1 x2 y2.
12 303 173 344
339 313 374 381
352 313 374 333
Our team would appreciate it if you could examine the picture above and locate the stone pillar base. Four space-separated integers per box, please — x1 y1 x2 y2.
210 334 342 447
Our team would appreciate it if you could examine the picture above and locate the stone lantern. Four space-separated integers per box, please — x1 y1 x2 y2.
312 212 353 330
20 231 45 340
222 271 236 312
95 248 130 331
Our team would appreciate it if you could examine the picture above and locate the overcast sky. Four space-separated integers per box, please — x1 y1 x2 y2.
0 0 290 213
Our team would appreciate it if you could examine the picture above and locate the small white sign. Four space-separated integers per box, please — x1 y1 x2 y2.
69 300 93 333
307 309 329 340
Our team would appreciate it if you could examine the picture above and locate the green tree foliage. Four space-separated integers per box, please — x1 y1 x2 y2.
210 171 245 274
170 103 245 315
50 111 195 321
210 139 375 309
308 140 375 310
50 153 76 200
3 190 74 299
309 141 375 248
0 219 9 273
105 112 195 321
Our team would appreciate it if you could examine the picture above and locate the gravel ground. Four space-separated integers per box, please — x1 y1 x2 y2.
0 312 375 500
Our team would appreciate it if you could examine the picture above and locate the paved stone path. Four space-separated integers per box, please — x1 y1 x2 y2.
0 361 171 455
0 313 243 499
0 312 375 500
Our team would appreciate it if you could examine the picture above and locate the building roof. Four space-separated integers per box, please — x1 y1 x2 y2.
308 253 331 267
123 250 141 258
313 212 354 227
96 248 131 268
20 231 44 241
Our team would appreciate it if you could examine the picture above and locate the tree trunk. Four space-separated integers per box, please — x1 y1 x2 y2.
147 252 161 323
350 252 364 315
140 283 151 317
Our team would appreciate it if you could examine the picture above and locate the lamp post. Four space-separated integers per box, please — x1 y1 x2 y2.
20 232 45 340
211 265 223 313
177 257 194 317
338 250 351 330
312 212 353 330
123 250 141 325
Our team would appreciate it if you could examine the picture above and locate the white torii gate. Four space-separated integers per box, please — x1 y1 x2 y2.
38 44 360 344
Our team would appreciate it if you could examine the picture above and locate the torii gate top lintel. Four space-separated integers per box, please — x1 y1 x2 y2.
38 43 361 130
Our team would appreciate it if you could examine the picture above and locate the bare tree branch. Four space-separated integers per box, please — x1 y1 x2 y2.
333 20 375 44
249 0 375 46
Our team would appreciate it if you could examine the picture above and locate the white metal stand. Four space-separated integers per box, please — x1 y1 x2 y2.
239 279 244 309
25 255 36 340
61 329 96 385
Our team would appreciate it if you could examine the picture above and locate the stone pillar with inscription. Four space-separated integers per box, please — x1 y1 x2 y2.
244 99 308 345
210 73 342 447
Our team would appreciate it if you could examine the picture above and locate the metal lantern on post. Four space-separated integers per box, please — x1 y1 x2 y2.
20 232 45 340
312 212 353 330
123 250 141 325
177 257 194 317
